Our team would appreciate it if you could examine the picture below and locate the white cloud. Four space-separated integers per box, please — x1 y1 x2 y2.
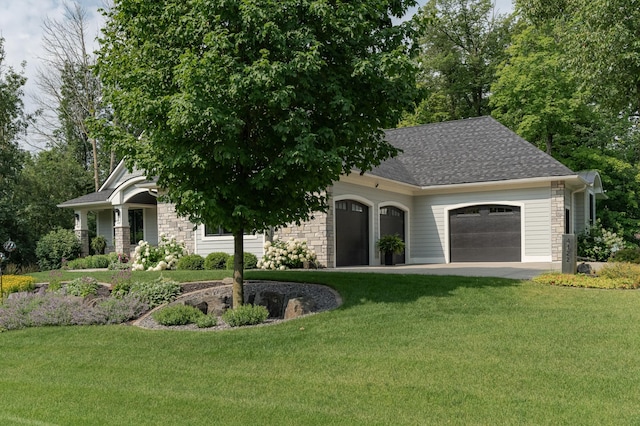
0 0 106 149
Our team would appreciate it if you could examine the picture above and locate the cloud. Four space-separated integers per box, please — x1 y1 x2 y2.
0 0 105 148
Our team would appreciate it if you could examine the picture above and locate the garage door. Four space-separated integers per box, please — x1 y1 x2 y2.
336 200 369 266
449 205 521 262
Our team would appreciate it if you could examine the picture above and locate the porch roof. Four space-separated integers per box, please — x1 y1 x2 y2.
57 189 114 208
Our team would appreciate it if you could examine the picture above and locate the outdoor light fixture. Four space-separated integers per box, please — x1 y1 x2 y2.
0 239 17 298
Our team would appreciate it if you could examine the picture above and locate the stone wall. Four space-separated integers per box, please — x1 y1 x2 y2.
550 181 566 262
273 191 334 267
157 202 195 254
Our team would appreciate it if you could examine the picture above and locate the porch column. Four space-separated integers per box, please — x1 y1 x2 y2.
114 205 131 255
74 210 90 257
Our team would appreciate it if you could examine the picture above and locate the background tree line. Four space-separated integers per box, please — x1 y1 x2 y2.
2 0 640 268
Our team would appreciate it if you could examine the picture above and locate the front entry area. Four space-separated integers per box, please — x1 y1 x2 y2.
449 204 521 262
336 199 369 266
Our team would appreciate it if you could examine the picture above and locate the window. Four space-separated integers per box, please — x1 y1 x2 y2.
129 209 144 245
204 224 233 237
489 206 514 215
336 201 347 211
589 194 595 225
457 207 480 216
351 203 364 213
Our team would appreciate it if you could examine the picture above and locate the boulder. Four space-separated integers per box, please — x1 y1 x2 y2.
199 295 231 316
577 262 593 275
184 299 208 315
284 297 316 320
254 291 285 318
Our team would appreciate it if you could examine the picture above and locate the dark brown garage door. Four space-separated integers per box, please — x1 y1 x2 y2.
336 200 369 266
380 206 405 264
449 205 521 262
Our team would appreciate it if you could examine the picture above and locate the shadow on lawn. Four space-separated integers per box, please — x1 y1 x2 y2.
245 270 522 308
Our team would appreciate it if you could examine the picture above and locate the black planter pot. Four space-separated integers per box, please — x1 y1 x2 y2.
384 251 394 266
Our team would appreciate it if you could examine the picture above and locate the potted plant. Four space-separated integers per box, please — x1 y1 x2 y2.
376 234 405 266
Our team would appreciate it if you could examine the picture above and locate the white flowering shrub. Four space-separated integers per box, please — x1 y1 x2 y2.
578 220 626 261
257 238 317 270
131 234 186 271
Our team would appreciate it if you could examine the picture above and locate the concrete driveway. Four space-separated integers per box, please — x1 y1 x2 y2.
328 262 561 280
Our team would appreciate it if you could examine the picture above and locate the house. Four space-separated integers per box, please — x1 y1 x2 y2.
59 116 606 267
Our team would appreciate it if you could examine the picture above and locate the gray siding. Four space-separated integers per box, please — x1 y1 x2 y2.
144 208 158 245
97 210 113 252
412 186 553 263
194 228 265 260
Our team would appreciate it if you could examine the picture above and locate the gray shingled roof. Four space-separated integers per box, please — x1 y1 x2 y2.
58 189 114 207
372 116 575 187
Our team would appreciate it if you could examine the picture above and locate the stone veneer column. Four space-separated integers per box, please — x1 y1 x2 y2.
113 205 131 255
156 202 195 254
550 181 566 262
74 210 90 257
273 189 333 268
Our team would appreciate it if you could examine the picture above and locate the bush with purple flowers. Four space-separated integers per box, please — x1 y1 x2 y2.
0 292 149 331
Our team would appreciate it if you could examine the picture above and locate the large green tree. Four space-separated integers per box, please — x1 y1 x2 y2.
0 37 31 264
96 0 417 307
402 0 512 125
515 0 640 114
490 23 594 157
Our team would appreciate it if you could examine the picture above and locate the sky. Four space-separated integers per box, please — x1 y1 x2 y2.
0 0 514 150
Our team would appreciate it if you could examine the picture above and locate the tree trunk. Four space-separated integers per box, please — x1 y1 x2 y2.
232 229 244 309
91 137 99 191
546 133 553 156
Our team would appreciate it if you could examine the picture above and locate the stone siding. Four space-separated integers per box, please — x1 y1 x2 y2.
157 202 195 254
273 191 334 267
114 226 131 256
550 181 566 262
75 229 90 257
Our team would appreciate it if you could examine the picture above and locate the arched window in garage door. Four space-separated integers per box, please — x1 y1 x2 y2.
449 204 521 262
380 206 405 264
335 200 369 266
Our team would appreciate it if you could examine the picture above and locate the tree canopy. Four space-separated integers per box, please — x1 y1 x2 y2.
96 0 417 305
402 0 512 125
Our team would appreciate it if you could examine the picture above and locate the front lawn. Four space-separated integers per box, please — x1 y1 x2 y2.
2 271 639 425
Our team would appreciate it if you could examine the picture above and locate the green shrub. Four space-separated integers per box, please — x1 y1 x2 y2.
226 252 258 270
577 220 626 261
91 236 107 255
66 255 111 270
65 276 100 297
35 228 82 271
195 314 217 328
152 304 204 326
598 262 640 285
610 247 640 263
222 304 269 327
111 281 132 298
177 254 205 270
129 276 181 308
204 252 230 270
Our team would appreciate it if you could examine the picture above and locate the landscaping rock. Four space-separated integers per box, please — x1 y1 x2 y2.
254 291 285 318
184 299 208 315
201 295 231 316
577 262 593 275
284 297 315 320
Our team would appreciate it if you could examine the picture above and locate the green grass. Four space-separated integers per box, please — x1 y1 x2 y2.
2 271 640 425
